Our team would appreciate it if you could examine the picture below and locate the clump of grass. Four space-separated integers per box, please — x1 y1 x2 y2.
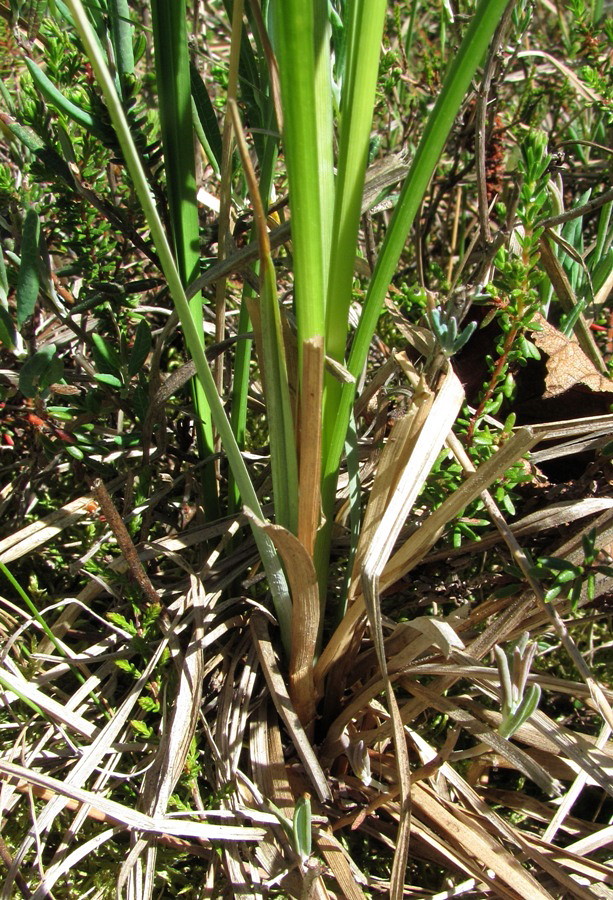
0 0 612 897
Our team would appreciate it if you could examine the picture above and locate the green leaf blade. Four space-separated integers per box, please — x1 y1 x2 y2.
17 208 41 328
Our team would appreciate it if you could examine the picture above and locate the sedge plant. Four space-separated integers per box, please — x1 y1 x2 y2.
64 0 510 658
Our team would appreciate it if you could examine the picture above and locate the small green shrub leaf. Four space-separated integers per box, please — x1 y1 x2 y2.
64 444 84 459
0 247 8 302
94 372 123 388
128 319 151 376
0 306 16 349
19 344 64 397
292 794 312 862
91 333 122 375
17 208 41 327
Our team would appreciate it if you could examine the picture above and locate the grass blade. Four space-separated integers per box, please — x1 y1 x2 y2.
229 99 299 534
319 0 511 575
64 0 292 651
150 0 218 516
107 0 134 96
270 0 326 353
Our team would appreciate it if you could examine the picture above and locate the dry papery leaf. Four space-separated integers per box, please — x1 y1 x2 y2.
530 313 613 398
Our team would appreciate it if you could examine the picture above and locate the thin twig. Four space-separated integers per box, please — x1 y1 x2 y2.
91 479 170 628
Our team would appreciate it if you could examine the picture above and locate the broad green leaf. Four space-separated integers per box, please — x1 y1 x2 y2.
19 344 64 397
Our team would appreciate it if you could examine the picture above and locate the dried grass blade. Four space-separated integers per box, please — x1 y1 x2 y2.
408 725 597 898
542 721 611 843
406 682 562 797
124 577 206 897
526 710 613 799
314 830 368 899
3 634 170 895
31 826 121 900
411 781 555 900
0 759 265 842
448 430 613 735
381 426 538 591
515 833 613 897
0 666 97 739
0 481 119 564
360 368 464 899
249 613 331 803
350 382 434 598
248 706 302 894
566 823 613 856
250 702 294 818
527 413 613 441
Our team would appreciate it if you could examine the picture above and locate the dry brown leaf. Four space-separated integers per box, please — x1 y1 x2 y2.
530 314 613 398
315 830 368 900
247 515 319 732
249 613 331 803
412 781 555 899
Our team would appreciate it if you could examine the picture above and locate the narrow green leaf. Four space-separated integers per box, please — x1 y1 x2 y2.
25 57 111 141
151 0 218 515
16 208 40 327
108 0 134 92
500 684 541 739
128 319 151 377
94 372 123 388
65 0 292 653
0 245 8 302
264 799 295 842
271 0 325 352
318 0 513 576
190 62 222 171
91 332 122 375
0 306 16 349
292 794 312 862
259 255 299 533
325 0 387 363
